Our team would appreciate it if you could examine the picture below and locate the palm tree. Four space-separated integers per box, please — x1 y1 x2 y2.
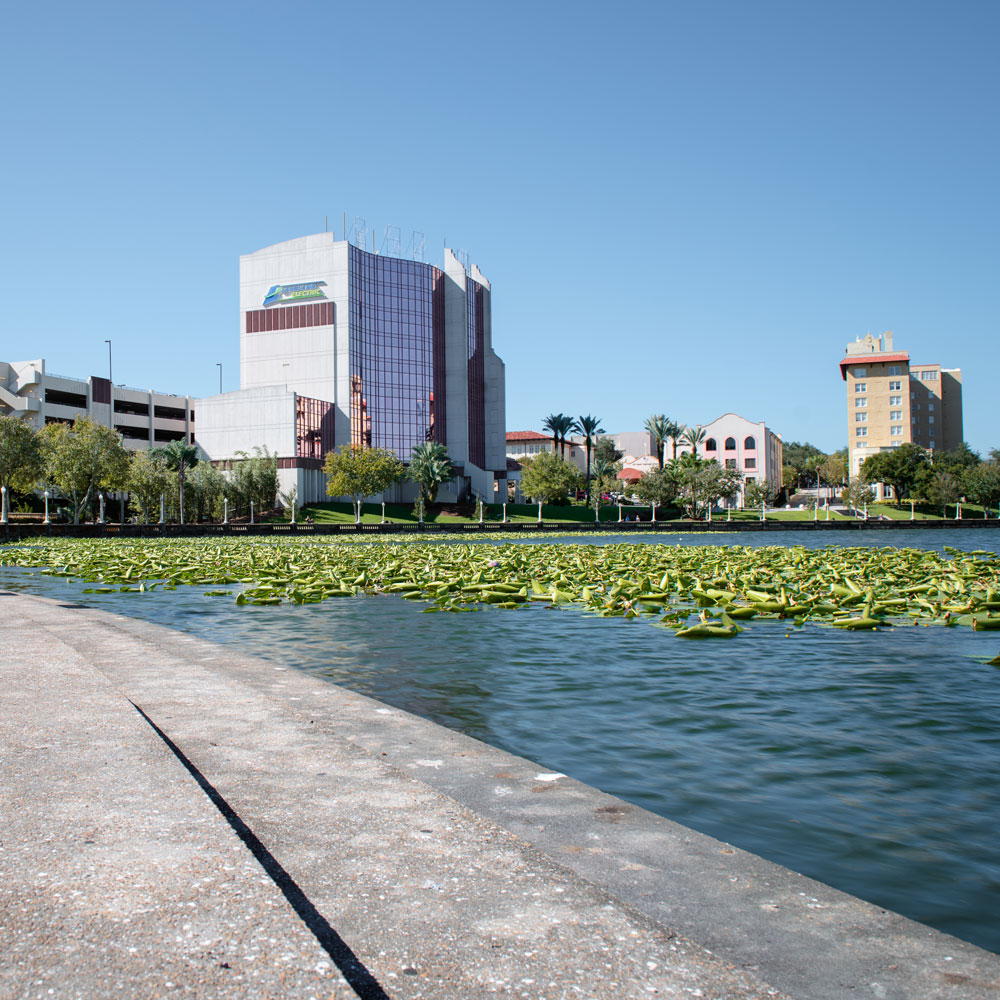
542 413 574 459
665 419 683 461
644 414 671 469
681 425 706 456
573 414 604 496
153 439 199 524
408 442 455 504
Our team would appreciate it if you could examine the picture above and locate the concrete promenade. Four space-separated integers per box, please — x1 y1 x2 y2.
2 591 997 1000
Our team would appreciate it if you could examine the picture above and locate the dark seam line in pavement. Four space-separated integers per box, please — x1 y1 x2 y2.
129 700 393 1000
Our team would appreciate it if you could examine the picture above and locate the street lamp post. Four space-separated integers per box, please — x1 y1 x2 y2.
43 490 50 525
217 363 223 394
0 485 7 525
98 492 105 524
104 339 113 429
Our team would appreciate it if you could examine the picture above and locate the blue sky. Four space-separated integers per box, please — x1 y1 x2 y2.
2 1 996 455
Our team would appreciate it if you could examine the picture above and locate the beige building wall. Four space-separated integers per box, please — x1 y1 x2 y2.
841 332 963 484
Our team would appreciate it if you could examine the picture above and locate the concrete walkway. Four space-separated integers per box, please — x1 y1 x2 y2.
1 591 997 1000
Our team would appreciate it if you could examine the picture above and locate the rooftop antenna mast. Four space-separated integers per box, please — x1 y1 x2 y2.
379 225 401 258
405 230 425 262
349 217 367 250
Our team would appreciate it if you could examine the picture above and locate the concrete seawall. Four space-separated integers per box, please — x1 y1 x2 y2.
2 590 997 999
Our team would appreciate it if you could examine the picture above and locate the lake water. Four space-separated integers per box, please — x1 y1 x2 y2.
4 527 999 953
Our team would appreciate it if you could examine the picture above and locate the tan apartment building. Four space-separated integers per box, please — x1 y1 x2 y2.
839 332 962 491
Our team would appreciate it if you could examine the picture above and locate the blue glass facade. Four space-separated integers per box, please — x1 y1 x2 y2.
348 245 446 459
467 280 486 470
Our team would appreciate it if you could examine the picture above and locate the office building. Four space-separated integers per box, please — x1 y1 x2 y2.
197 233 507 503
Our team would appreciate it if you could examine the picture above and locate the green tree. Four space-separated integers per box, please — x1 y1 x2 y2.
186 461 228 522
324 445 405 522
40 417 129 524
915 467 963 515
127 449 171 524
644 414 671 469
228 446 279 519
633 467 677 507
593 436 623 467
519 450 578 505
860 443 929 505
841 478 875 512
408 441 455 503
153 439 199 524
671 454 731 518
934 442 980 475
963 462 1000 515
819 450 848 492
744 477 778 512
782 465 799 491
573 414 604 496
0 417 43 502
782 441 826 488
590 456 618 509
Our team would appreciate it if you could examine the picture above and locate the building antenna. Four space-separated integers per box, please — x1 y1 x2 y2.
325 215 328 233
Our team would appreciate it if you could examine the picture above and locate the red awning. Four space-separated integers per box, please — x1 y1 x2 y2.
617 468 643 481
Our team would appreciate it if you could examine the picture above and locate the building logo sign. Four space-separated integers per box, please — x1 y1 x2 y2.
263 281 327 307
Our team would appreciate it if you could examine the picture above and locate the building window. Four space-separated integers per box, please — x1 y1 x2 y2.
855 397 867 408
744 436 756 450
888 380 902 391
854 368 866 377
745 457 756 469
725 437 736 450
921 370 937 381
705 438 717 451
855 383 866 393
889 395 901 406
856 427 868 437
888 366 901 376
725 458 736 469
890 410 902 421
929 415 935 424
891 425 903 436
928 402 934 411
855 413 867 423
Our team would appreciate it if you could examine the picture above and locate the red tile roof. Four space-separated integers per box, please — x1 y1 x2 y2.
506 430 552 441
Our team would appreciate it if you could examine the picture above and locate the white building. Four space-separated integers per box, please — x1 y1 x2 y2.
197 234 507 504
1 359 194 449
677 413 783 504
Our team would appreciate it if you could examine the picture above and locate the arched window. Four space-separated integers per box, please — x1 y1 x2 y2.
725 437 736 450
744 436 756 450
705 438 717 451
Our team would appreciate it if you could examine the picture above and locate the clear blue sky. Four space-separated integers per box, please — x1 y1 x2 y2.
2 1 996 455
